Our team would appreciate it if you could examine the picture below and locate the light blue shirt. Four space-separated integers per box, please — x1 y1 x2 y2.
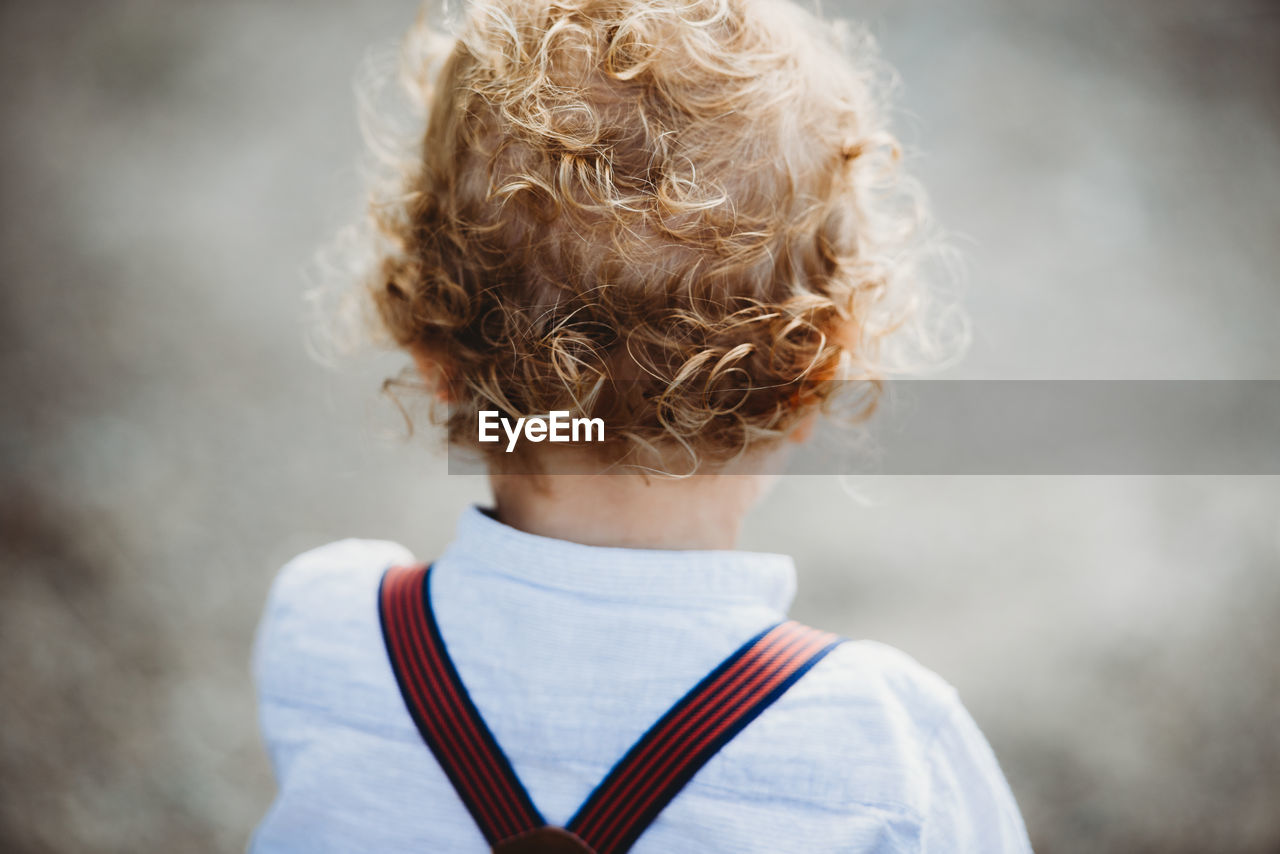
251 505 1032 853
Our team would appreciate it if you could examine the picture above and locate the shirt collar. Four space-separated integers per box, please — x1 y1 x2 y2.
438 504 797 613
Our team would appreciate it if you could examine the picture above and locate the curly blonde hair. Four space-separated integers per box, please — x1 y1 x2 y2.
355 0 946 472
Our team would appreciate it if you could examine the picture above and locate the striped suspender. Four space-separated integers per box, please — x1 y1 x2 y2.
379 563 844 854
380 564 545 843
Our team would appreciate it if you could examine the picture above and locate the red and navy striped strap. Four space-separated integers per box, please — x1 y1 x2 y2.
564 618 844 854
379 563 545 845
379 563 844 854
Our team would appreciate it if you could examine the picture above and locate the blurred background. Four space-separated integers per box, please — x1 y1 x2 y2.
1 0 1277 851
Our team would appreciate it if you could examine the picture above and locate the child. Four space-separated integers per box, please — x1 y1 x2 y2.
251 0 1033 851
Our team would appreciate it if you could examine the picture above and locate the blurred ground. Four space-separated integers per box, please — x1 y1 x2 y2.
1 1 1278 852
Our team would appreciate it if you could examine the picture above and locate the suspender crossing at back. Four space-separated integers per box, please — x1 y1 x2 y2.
379 563 844 854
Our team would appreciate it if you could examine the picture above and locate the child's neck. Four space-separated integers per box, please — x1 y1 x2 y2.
488 470 772 551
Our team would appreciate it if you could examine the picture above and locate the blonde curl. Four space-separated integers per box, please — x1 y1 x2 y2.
341 0 959 472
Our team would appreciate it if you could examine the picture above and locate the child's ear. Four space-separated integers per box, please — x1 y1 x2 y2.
410 343 455 404
787 410 819 444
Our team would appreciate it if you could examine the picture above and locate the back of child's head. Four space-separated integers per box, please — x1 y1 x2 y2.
359 0 940 474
